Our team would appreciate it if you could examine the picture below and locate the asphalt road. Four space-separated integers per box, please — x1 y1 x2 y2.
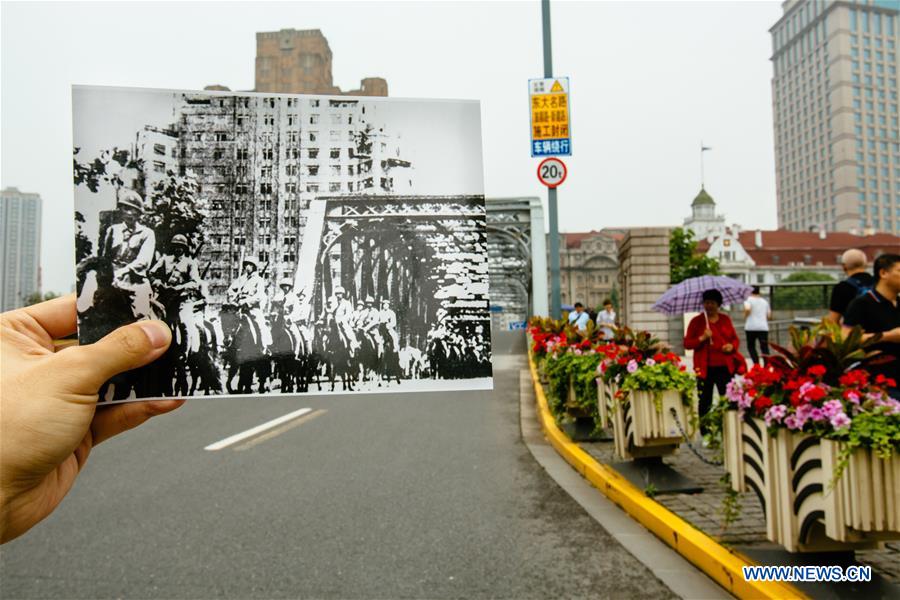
2 333 675 599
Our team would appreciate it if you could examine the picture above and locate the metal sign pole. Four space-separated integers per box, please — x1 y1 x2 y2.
542 0 561 318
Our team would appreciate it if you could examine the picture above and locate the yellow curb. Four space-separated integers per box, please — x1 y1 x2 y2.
527 349 807 600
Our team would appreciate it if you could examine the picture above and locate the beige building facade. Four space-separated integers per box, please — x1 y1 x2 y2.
553 230 621 309
255 29 388 97
771 0 899 234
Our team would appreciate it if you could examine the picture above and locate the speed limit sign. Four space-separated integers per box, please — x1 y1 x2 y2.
537 157 567 188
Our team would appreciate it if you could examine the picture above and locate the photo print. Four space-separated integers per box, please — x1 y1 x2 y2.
72 86 492 402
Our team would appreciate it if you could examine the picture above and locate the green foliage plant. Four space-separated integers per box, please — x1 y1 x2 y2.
669 227 720 284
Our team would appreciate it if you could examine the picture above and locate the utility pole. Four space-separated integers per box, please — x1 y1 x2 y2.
542 0 561 318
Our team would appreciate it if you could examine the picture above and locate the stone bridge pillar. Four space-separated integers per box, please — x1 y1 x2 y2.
617 228 672 346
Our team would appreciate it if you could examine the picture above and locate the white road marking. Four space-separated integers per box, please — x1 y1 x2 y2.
204 408 313 451
234 409 327 451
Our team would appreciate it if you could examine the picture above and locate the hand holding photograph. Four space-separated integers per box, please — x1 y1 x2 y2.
72 86 492 402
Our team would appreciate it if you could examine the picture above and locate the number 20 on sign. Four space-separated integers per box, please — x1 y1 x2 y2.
537 157 567 188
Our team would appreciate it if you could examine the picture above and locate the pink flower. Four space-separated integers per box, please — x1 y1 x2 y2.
725 377 746 405
627 359 639 373
645 358 656 367
874 397 900 415
808 407 826 422
822 399 843 419
784 414 803 430
573 349 583 356
765 404 787 426
844 390 861 405
830 412 851 430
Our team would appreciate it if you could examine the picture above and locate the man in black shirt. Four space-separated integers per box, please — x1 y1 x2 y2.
828 248 875 323
843 253 900 399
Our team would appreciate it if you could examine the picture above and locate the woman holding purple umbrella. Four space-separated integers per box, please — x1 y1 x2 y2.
684 289 746 429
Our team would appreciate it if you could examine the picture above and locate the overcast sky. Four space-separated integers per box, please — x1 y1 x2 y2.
1 0 784 294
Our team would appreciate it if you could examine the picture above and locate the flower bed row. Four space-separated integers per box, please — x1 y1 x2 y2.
530 317 698 455
530 314 900 553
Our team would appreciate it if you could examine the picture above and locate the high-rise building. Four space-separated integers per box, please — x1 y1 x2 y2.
770 0 899 234
0 187 42 311
174 93 412 298
255 29 388 96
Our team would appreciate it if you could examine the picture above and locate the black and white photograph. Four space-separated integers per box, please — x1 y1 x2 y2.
73 86 492 402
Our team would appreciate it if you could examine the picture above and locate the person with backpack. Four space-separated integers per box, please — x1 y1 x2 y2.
843 253 900 400
827 248 875 324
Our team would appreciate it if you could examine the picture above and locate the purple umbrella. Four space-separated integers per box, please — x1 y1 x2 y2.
652 275 753 316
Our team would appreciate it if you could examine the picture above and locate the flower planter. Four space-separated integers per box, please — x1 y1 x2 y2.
820 439 900 544
611 390 686 460
629 390 693 447
563 378 604 442
723 413 778 541
565 377 593 419
596 378 613 429
724 412 890 552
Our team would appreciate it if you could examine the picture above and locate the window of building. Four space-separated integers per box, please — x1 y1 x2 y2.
330 147 340 159
153 160 165 173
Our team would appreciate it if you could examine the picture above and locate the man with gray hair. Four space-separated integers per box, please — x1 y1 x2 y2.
827 248 874 323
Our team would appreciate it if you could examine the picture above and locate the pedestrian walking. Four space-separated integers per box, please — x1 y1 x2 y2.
684 289 746 428
828 248 875 324
843 253 900 399
568 302 590 331
595 298 617 339
743 286 771 365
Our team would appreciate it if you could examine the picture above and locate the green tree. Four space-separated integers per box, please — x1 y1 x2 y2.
669 227 720 284
23 291 61 306
772 272 836 310
609 285 620 312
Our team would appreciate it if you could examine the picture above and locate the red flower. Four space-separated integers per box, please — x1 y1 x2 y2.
807 365 827 378
653 352 666 363
875 374 897 388
839 370 869 388
753 395 773 411
803 386 826 402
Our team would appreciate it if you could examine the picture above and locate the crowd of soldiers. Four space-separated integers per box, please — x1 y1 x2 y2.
77 190 490 399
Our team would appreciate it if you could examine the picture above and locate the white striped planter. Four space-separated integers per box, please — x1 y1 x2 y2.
724 412 896 552
820 439 900 544
611 390 690 460
596 378 613 429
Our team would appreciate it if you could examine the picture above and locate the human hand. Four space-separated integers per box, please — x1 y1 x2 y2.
701 328 713 341
0 295 183 544
722 343 734 353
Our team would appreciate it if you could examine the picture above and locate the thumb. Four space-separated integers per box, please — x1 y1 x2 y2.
55 320 172 394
